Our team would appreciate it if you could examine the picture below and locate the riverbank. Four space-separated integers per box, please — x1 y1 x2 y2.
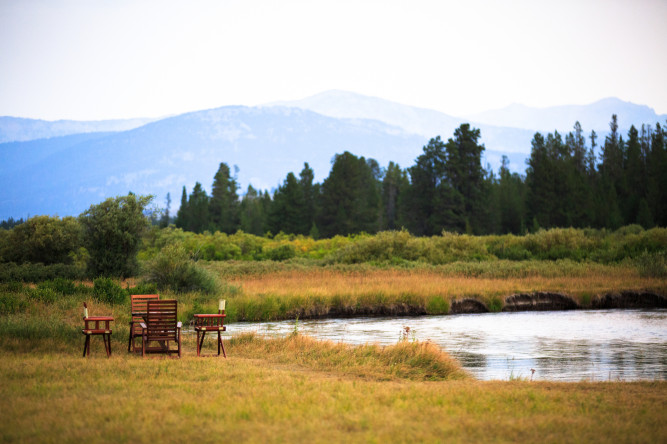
207 261 667 321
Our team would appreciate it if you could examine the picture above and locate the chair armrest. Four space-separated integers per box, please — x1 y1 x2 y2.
140 322 147 330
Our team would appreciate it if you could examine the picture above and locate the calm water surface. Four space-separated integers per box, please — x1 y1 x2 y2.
230 309 667 381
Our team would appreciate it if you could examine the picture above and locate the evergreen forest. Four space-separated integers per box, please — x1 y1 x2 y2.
173 117 667 237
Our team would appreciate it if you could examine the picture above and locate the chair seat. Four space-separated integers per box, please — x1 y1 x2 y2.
83 329 112 334
194 326 226 332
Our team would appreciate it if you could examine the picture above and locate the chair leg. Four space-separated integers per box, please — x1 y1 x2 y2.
128 329 133 352
83 335 89 357
107 333 112 357
198 331 206 357
178 330 181 358
220 332 226 358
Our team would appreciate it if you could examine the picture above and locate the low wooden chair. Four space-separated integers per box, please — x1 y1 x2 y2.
81 302 114 358
140 300 182 358
128 294 159 353
194 299 227 358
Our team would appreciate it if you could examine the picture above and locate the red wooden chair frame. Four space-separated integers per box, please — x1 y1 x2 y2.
140 300 182 358
81 302 114 358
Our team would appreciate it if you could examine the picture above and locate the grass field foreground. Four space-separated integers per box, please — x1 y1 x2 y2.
1 333 665 443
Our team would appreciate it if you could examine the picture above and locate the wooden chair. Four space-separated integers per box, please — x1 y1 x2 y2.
128 294 159 353
194 299 227 358
81 302 114 358
140 300 182 358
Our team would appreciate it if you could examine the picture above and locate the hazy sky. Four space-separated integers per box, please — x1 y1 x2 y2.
2 0 666 121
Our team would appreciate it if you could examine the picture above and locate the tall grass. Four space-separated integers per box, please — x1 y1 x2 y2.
215 262 665 321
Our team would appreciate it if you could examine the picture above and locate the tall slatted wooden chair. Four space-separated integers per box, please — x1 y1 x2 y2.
128 294 159 353
81 302 114 358
140 300 182 358
194 299 227 358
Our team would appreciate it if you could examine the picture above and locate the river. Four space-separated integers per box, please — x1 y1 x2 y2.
229 309 667 381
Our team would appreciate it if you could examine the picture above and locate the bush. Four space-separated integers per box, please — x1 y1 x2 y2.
79 194 153 278
29 287 60 304
142 244 219 293
38 278 78 295
2 215 83 265
263 244 297 261
0 262 86 283
93 277 127 305
425 296 450 315
0 293 28 314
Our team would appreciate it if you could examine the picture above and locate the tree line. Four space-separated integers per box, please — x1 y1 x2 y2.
173 117 667 237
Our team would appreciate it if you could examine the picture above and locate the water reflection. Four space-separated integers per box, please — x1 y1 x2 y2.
230 309 667 381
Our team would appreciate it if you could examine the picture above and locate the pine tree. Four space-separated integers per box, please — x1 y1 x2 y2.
209 163 240 234
404 136 447 235
239 185 267 235
268 172 306 235
160 192 171 228
175 186 189 230
318 152 381 237
187 182 210 233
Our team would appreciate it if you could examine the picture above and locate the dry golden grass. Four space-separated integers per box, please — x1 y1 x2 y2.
230 266 665 303
1 334 665 444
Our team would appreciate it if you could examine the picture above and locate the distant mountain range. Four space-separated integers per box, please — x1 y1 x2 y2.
1 91 665 220
0 116 159 144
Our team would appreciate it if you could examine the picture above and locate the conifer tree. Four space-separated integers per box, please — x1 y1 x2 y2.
209 163 240 234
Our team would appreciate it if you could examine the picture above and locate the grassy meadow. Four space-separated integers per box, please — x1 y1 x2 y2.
1 258 667 442
2 226 667 442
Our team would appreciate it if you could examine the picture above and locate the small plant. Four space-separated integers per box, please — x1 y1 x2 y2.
399 326 415 342
0 293 28 314
425 296 450 315
29 287 59 304
487 296 503 312
93 277 127 305
291 315 299 337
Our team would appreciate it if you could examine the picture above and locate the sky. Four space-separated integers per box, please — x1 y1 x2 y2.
1 0 666 121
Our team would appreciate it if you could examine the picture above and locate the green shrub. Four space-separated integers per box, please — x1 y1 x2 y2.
127 281 158 296
93 277 127 305
38 278 77 295
263 244 297 261
142 244 219 293
0 293 28 314
487 296 503 312
0 262 85 283
29 287 60 304
425 296 450 315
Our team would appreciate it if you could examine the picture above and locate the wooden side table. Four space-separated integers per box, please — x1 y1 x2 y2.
82 303 114 358
194 300 227 357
